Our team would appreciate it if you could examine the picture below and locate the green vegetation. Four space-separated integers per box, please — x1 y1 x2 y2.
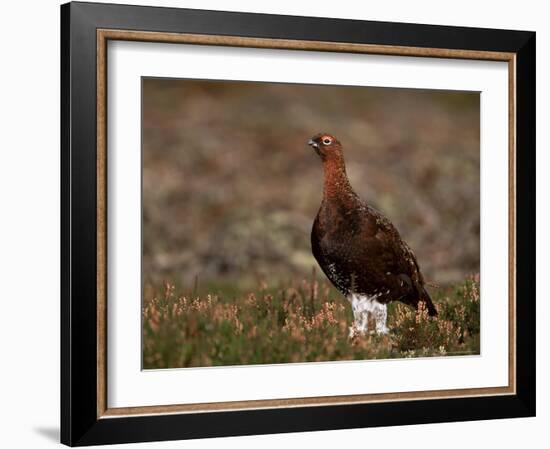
142 273 480 369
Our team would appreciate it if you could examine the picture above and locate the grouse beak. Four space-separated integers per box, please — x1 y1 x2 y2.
308 139 319 149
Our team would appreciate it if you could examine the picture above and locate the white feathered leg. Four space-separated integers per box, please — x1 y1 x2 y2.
348 294 367 337
373 300 389 334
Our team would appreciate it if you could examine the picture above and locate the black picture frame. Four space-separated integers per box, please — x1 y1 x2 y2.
61 1 535 446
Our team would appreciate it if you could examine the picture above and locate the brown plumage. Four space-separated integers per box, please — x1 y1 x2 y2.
308 133 437 335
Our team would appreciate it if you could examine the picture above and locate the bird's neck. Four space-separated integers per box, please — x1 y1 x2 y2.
322 157 355 201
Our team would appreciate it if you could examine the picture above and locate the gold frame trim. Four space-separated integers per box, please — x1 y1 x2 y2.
96 29 517 419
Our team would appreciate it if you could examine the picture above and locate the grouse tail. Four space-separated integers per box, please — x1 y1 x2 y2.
419 285 438 316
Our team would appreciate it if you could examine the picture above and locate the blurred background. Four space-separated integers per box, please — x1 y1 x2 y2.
142 78 479 292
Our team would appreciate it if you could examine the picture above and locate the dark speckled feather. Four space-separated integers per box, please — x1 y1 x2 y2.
309 133 437 316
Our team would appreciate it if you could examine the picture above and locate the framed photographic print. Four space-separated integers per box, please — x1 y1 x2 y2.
60 1 535 446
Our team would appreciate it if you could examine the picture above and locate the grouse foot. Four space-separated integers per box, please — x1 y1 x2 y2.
348 293 389 337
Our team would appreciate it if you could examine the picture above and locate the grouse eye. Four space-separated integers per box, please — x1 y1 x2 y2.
322 138 332 145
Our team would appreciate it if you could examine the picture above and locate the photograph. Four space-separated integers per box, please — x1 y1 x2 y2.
56 1 536 445
141 78 481 369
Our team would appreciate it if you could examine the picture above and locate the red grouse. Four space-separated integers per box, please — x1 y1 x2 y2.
309 133 437 336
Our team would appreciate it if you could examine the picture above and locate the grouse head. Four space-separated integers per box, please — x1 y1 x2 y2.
308 133 343 162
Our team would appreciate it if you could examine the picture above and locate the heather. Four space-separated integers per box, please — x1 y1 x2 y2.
143 274 479 369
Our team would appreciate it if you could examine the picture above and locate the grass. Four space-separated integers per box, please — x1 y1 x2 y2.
142 273 480 369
